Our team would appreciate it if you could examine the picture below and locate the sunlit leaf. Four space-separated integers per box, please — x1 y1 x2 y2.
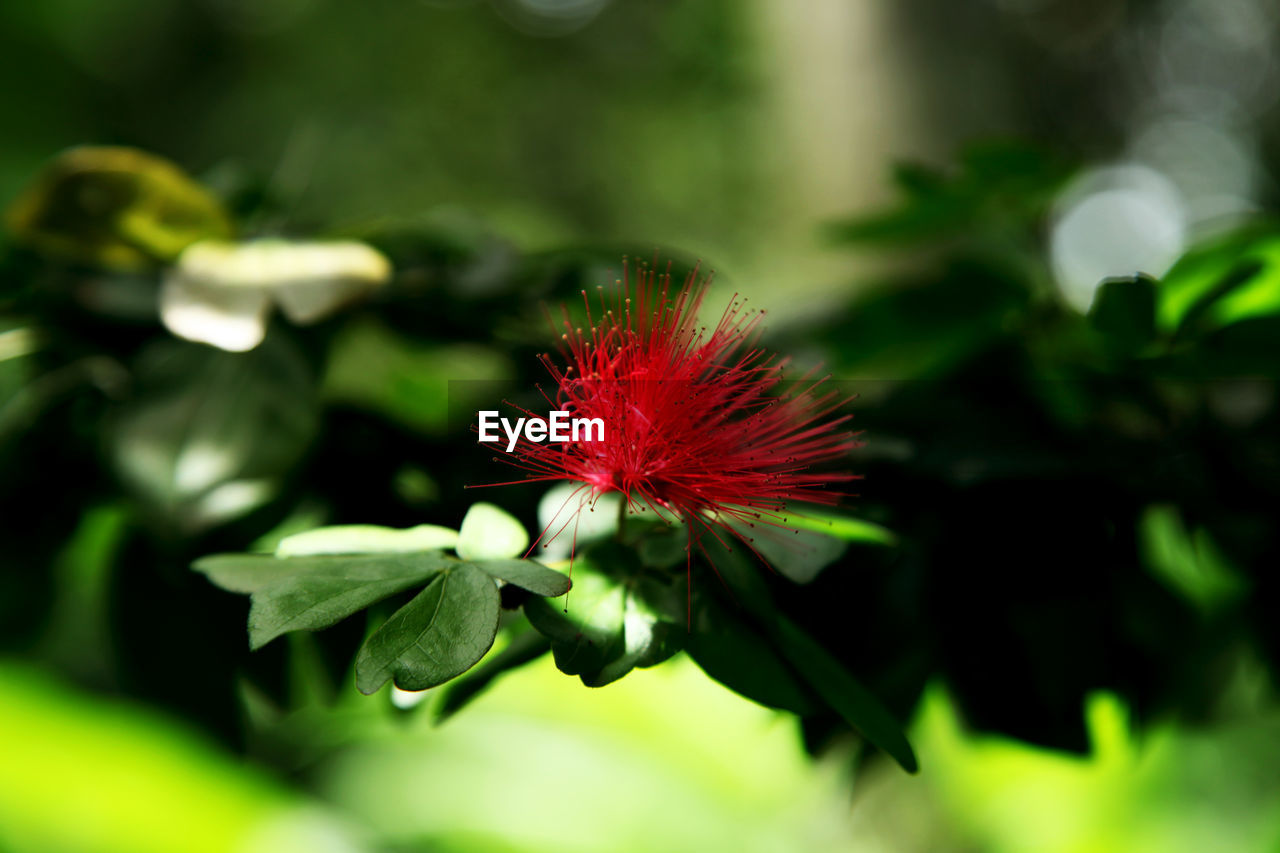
780 509 898 546
242 551 453 650
157 277 271 353
727 509 895 583
456 502 529 561
1139 505 1248 612
524 564 626 679
583 592 684 687
275 524 459 557
747 528 847 585
355 562 501 694
1156 230 1280 335
537 482 621 560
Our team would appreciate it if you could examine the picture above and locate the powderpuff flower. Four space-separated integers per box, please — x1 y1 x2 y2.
498 260 859 561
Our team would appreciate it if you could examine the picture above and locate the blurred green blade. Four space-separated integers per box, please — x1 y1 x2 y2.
355 562 501 694
779 510 898 546
1156 229 1280 335
773 616 918 773
0 665 360 853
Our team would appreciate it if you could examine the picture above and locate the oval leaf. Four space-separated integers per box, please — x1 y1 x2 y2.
457 502 529 560
355 562 501 694
582 594 684 688
734 525 847 585
523 566 625 679
472 558 570 597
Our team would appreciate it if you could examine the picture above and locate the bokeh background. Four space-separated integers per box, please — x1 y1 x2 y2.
4 1 1280 851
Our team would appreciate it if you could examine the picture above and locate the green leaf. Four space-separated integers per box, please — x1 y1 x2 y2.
1156 229 1280 335
1089 275 1156 353
764 530 846 585
1139 505 1248 612
636 523 688 569
456 502 529 561
727 510 896 585
778 510 898 546
355 562 501 694
5 146 233 269
194 553 314 594
685 592 821 716
241 552 453 649
772 616 918 773
433 630 551 723
472 558 570 597
582 593 685 687
728 522 847 585
537 482 621 559
275 524 459 556
699 538 774 618
524 565 626 679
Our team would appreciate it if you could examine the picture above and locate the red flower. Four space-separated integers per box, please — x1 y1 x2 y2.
496 259 859 561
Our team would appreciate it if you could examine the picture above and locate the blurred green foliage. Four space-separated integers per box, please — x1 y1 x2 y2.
4 5 1280 847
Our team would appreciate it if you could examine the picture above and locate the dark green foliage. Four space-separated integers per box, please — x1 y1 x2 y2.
685 592 822 717
9 140 1280 783
194 511 570 696
1089 275 1157 357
